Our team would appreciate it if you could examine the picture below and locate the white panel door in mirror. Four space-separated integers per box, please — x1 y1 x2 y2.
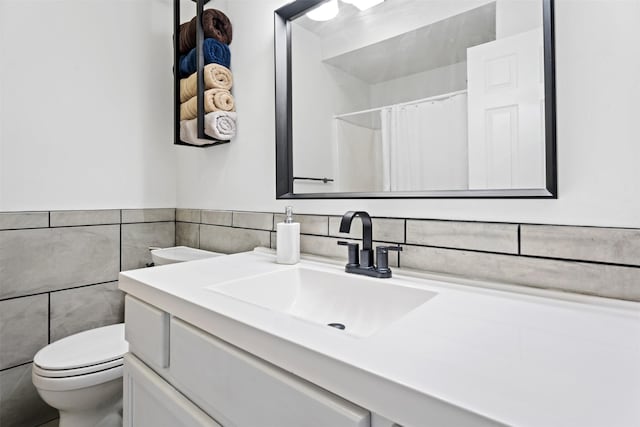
467 28 545 190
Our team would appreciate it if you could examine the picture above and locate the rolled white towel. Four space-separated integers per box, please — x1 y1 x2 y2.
180 112 237 145
205 111 237 140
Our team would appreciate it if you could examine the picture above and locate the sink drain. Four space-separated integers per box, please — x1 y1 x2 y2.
327 323 346 330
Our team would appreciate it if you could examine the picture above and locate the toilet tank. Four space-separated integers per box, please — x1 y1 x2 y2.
151 246 223 266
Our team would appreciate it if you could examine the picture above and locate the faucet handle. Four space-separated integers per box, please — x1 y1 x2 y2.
375 245 403 275
376 245 403 253
337 241 359 267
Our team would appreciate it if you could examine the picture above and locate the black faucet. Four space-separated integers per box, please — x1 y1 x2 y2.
337 211 402 278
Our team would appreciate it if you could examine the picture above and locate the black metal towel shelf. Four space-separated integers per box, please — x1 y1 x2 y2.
293 177 334 184
174 0 229 148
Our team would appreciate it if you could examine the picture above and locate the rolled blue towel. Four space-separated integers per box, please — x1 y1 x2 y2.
179 38 231 77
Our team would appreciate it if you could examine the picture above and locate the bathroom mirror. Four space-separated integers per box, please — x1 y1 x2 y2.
275 0 556 199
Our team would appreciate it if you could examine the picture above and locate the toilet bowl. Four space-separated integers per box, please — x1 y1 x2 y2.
32 324 128 427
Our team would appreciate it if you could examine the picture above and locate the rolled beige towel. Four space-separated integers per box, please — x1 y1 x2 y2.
180 89 235 121
180 64 233 103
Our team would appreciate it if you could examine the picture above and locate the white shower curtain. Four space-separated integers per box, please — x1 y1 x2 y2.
381 93 469 191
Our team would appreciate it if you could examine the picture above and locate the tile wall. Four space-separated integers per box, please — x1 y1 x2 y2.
177 209 640 302
0 209 175 427
3 207 638 426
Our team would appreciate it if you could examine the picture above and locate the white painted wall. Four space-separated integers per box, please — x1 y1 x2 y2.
0 0 176 211
320 0 494 60
336 121 383 192
369 62 468 108
176 0 640 228
496 0 542 39
291 23 371 193
291 24 336 193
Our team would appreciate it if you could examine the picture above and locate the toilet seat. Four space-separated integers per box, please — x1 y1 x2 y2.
33 357 123 378
34 324 128 371
33 364 124 392
32 324 128 392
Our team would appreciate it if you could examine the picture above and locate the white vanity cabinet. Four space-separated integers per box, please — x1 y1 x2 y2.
124 296 372 427
169 317 370 427
123 353 221 427
124 295 170 371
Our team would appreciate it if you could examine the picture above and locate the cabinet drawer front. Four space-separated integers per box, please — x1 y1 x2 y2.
124 354 221 427
170 318 370 427
125 295 169 370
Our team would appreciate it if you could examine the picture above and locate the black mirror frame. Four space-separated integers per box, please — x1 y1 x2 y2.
275 0 557 199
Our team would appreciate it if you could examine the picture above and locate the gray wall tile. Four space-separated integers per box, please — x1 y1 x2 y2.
176 222 200 248
121 222 175 271
232 211 274 230
201 210 233 226
300 234 354 260
200 225 270 254
176 209 201 223
406 220 518 254
299 235 399 267
50 210 120 227
329 216 405 243
0 364 57 427
0 295 48 370
401 245 640 301
121 208 175 223
0 212 48 230
521 225 640 266
274 214 328 235
0 225 120 299
50 282 124 342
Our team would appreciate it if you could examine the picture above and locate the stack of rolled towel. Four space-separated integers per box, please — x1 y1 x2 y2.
178 9 237 144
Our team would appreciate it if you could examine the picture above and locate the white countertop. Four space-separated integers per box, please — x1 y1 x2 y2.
119 250 640 427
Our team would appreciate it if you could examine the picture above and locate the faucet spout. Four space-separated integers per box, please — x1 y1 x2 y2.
337 210 400 278
339 211 373 251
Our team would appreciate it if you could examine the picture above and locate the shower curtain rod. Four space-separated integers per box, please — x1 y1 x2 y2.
333 89 468 120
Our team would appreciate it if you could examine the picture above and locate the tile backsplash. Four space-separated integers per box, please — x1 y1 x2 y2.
0 209 175 427
2 206 639 427
176 209 640 302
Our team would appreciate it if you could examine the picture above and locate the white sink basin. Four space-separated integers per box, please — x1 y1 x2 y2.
206 267 436 337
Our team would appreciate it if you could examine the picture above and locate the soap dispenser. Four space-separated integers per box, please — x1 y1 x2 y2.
276 206 300 264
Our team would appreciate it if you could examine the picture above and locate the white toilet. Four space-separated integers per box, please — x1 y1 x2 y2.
150 245 222 265
32 324 128 427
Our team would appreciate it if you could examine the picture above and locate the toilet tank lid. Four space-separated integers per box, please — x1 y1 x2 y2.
34 324 128 371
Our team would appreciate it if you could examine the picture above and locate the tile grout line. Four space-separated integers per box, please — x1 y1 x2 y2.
517 224 522 255
398 243 640 269
0 280 120 303
0 360 32 373
119 222 122 273
36 416 59 427
47 293 51 344
5 208 640 231
1 221 171 232
193 221 640 269
400 218 407 267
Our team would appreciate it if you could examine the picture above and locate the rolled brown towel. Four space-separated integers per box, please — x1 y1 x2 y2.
180 88 235 121
180 63 233 103
179 9 233 54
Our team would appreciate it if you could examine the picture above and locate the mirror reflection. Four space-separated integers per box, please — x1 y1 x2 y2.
290 0 546 194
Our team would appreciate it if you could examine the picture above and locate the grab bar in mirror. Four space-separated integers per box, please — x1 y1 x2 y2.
293 176 334 184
